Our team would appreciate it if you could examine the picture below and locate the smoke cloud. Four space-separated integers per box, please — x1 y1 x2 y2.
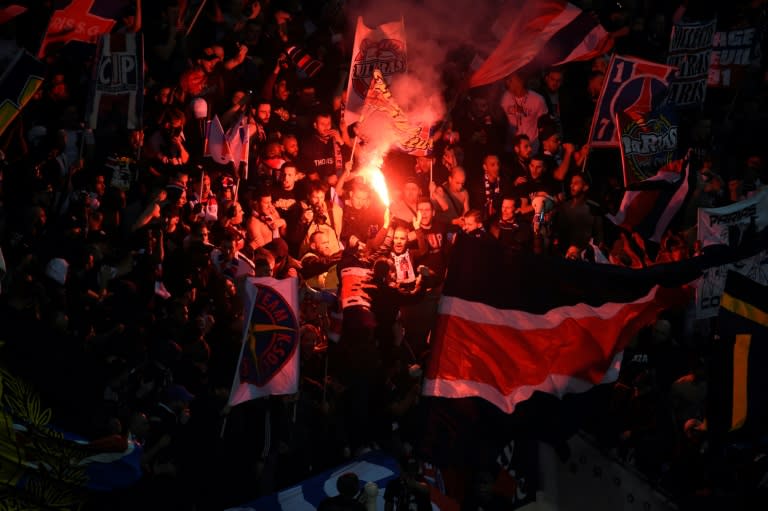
345 0 501 173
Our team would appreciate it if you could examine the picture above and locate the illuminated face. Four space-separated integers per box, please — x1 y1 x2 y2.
483 156 500 178
276 79 290 101
403 182 419 203
176 189 187 207
258 196 273 215
283 137 299 158
256 103 271 125
350 188 369 210
515 139 532 160
201 174 211 194
417 201 433 225
505 74 525 96
542 134 561 154
232 90 247 106
449 170 466 193
501 199 515 221
544 71 564 93
283 166 297 189
570 175 588 198
231 202 244 224
529 159 545 180
393 228 409 255
309 190 325 207
314 115 332 138
311 232 331 256
94 175 106 196
463 215 480 233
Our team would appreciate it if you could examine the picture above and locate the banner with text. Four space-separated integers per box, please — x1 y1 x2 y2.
666 18 717 108
588 55 675 148
86 32 143 130
38 0 129 58
708 26 762 88
617 103 679 186
343 16 407 126
695 190 768 319
229 276 300 406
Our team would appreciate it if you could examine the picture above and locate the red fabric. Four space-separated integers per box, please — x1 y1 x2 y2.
425 286 691 413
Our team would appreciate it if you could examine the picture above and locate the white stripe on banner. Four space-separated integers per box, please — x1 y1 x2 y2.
438 286 660 330
423 351 623 414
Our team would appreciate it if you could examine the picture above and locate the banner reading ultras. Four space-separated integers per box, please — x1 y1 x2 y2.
344 16 407 125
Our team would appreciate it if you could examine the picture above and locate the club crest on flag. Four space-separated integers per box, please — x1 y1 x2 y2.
352 37 406 99
618 104 679 185
240 283 299 387
589 55 676 147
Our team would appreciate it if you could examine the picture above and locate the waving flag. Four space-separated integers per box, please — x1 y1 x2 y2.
39 0 130 57
205 115 232 165
607 153 694 246
344 16 407 125
588 55 676 147
359 68 432 156
708 272 768 435
617 103 680 186
0 367 143 509
423 233 695 414
469 0 613 88
229 276 300 406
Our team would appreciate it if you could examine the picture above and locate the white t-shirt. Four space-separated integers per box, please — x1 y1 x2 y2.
500 89 548 152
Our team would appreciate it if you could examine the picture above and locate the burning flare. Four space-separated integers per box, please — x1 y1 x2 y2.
367 163 389 207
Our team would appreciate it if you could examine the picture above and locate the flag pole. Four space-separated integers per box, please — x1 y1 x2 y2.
185 0 208 37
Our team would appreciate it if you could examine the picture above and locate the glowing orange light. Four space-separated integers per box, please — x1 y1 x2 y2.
369 167 389 207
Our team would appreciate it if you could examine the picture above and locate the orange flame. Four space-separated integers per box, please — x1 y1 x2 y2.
368 166 389 207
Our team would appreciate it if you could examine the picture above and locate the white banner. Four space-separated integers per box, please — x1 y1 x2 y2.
695 189 768 318
229 276 300 406
343 16 407 126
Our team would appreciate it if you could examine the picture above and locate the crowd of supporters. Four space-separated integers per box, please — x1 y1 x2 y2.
0 1 767 510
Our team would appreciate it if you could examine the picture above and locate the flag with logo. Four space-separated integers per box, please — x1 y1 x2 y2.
38 0 130 58
469 0 613 88
0 50 45 137
358 68 433 156
707 272 768 435
588 55 676 148
616 103 680 186
344 16 407 126
229 451 462 511
695 189 768 319
229 276 300 406
423 233 695 414
86 32 143 130
607 154 695 251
